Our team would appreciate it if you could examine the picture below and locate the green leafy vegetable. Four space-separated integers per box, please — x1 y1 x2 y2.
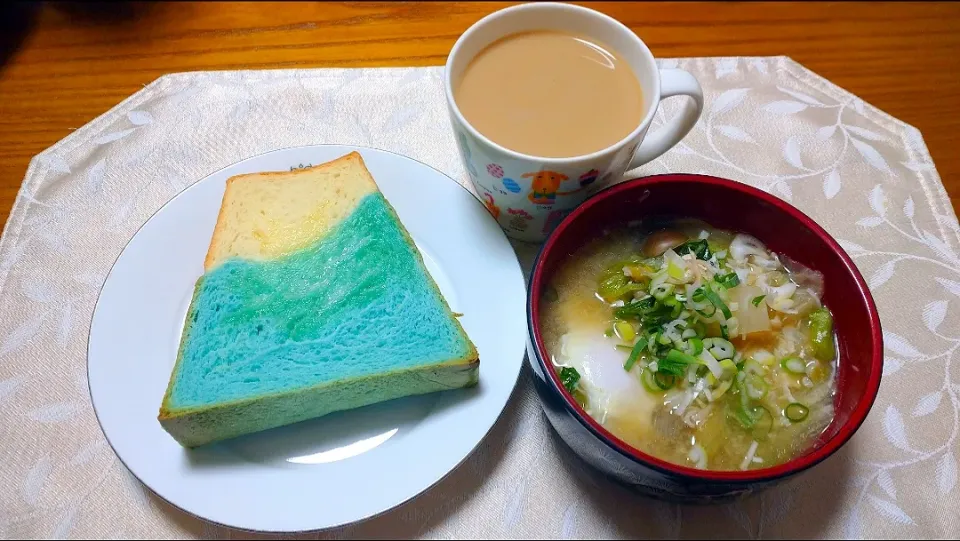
597 272 645 302
751 295 766 307
614 296 675 328
675 239 711 260
714 272 741 289
613 296 656 318
657 348 700 377
559 367 581 393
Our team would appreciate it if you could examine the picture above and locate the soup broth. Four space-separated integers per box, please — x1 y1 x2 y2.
540 220 837 471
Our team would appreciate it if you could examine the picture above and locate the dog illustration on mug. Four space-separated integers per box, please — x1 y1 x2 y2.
524 169 597 205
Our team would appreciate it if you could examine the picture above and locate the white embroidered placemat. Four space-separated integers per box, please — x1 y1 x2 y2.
1 57 958 540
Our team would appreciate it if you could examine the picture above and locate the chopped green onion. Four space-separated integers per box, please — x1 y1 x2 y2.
687 337 704 355
743 358 766 376
641 369 661 392
702 285 732 319
675 239 711 260
784 403 810 422
750 405 774 441
714 272 741 289
695 305 717 318
720 324 730 340
719 359 738 374
744 373 768 400
703 337 735 359
648 331 661 353
604 327 614 337
691 288 707 303
615 320 636 342
731 397 757 429
780 357 806 375
654 371 677 390
658 348 697 377
808 307 836 361
559 367 581 393
651 282 675 300
692 321 707 338
662 296 684 318
667 260 686 280
623 337 648 371
612 296 656 319
751 295 766 307
644 309 676 328
731 381 773 440
712 378 734 400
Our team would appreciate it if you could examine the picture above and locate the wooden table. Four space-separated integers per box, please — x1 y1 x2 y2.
2 1 959 228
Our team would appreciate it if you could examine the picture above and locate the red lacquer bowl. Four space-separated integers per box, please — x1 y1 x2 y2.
526 174 883 502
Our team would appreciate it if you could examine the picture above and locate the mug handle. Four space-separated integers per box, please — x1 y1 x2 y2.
628 68 704 169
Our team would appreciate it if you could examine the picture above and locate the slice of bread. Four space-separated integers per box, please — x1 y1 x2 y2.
158 152 479 448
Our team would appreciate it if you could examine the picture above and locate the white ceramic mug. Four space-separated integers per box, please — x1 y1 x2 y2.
444 2 704 243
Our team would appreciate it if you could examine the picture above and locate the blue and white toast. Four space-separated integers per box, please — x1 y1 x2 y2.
158 152 479 447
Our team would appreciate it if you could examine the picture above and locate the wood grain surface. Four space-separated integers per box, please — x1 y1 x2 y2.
2 1 959 229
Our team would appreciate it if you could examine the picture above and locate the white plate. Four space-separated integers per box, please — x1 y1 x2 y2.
88 145 527 532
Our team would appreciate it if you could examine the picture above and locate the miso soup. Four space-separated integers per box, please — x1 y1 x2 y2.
540 220 838 471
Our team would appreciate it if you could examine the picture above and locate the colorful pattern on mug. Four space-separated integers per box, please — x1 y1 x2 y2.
482 192 501 220
487 163 504 178
543 208 572 235
578 169 599 187
523 170 572 204
507 207 534 232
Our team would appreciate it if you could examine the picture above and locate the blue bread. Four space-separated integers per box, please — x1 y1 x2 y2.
158 152 479 447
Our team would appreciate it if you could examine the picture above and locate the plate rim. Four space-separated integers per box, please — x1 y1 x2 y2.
86 144 526 533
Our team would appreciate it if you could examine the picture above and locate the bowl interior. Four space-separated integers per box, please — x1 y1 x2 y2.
529 174 883 480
